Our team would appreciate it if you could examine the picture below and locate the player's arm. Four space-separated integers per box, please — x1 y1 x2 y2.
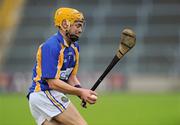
47 79 97 104
47 79 80 95
68 74 81 88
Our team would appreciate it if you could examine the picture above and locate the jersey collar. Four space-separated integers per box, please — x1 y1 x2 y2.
56 31 78 47
56 31 70 47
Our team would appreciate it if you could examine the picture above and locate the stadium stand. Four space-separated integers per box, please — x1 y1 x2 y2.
0 0 25 70
2 0 180 77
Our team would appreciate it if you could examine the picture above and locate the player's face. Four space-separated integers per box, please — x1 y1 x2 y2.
70 21 84 37
66 21 84 42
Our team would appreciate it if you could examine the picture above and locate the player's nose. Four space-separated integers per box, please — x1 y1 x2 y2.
78 27 83 34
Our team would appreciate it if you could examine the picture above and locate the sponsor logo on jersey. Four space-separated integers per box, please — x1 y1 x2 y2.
60 68 73 80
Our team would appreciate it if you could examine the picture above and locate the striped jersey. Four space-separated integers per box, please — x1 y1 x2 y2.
28 31 80 93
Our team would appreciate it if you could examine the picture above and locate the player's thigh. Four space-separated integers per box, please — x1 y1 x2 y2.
53 102 88 125
42 119 65 125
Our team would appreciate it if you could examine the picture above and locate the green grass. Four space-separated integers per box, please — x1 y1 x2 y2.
0 93 180 125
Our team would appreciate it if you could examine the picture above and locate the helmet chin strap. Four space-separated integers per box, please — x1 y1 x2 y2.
65 30 79 43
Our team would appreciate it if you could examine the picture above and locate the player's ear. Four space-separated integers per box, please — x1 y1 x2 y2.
62 19 70 29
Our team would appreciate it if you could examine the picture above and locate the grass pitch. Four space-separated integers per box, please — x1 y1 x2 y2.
0 93 180 125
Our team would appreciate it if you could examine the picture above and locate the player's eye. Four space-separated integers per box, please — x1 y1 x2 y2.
75 23 83 28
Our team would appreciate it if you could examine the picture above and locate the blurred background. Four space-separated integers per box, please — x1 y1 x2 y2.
0 0 180 125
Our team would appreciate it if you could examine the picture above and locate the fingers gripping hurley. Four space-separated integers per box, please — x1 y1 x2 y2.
81 28 136 108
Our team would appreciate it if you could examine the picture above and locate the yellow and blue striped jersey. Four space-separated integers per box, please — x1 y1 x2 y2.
28 31 79 93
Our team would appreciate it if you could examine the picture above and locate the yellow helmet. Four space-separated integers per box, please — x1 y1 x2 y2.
54 7 85 29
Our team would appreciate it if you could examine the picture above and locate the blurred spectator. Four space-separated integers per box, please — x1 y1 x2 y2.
107 73 127 91
0 73 13 92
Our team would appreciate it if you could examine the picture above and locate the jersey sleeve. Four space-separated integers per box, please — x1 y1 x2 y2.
41 43 59 79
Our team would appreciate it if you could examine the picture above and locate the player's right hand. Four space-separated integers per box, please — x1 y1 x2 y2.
79 88 98 104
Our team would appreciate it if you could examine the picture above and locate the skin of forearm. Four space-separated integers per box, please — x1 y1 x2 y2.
68 75 81 86
47 79 81 96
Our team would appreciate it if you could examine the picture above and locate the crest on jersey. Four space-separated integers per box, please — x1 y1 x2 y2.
61 96 69 103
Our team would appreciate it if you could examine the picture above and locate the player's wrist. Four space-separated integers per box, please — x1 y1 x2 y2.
74 84 82 88
74 84 82 98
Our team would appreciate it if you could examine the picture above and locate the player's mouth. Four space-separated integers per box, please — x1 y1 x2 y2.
69 34 79 42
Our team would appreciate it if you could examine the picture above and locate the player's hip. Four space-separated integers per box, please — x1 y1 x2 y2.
28 90 70 125
29 90 70 107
